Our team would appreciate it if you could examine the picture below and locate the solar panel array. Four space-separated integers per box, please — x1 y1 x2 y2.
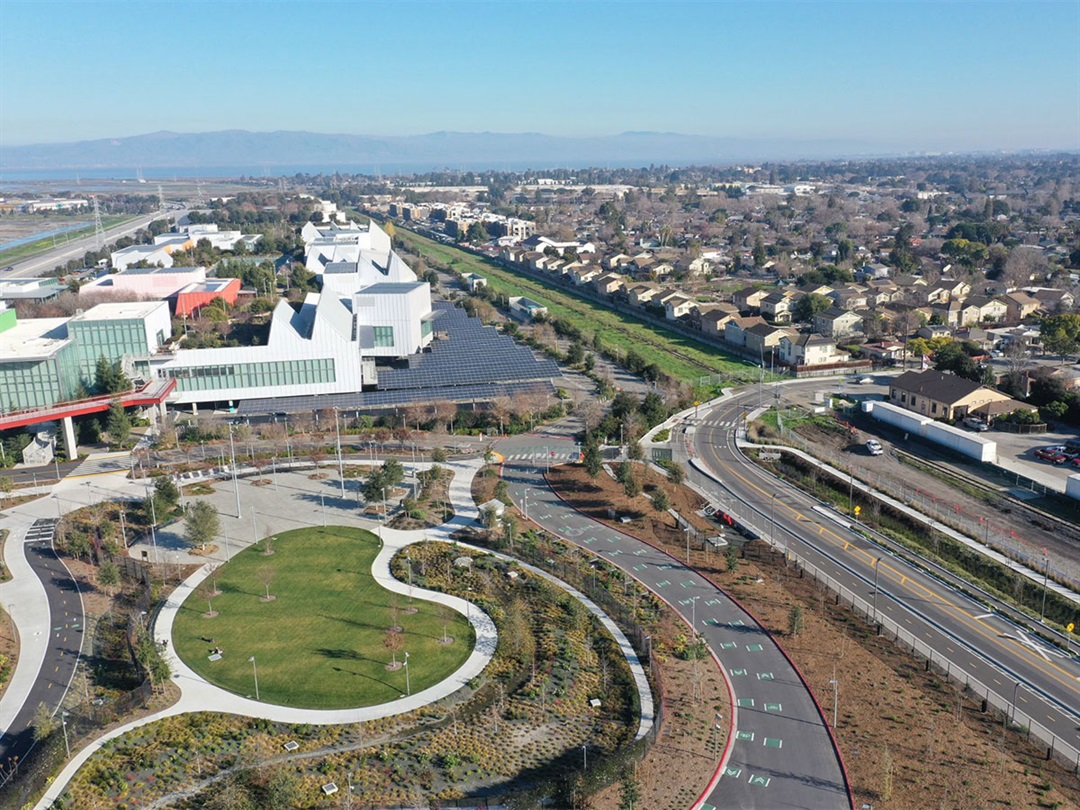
377 304 561 391
237 303 562 416
238 380 556 416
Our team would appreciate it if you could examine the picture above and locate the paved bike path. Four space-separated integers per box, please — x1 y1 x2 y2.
500 439 852 810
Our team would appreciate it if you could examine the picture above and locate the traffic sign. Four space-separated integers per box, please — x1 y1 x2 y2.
1068 622 1075 634
853 505 861 517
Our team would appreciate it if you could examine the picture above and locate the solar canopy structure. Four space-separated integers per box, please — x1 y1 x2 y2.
238 304 561 416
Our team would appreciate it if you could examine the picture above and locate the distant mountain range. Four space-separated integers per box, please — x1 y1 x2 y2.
1 129 886 173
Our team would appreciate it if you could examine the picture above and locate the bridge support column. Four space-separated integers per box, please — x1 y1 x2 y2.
60 416 77 461
157 401 167 423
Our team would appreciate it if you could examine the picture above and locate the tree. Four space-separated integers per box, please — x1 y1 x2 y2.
794 293 832 323
32 702 55 742
651 488 670 517
438 603 455 644
257 566 275 601
105 399 131 446
184 500 220 550
93 355 131 395
97 559 120 595
666 462 685 485
752 235 767 267
788 604 804 636
622 470 641 498
384 627 404 667
154 475 180 511
583 440 603 478
431 447 448 463
565 341 585 365
466 221 489 243
1041 314 1080 361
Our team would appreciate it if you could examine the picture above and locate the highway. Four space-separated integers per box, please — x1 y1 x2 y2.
0 519 85 785
683 385 1080 769
498 433 853 810
3 210 181 280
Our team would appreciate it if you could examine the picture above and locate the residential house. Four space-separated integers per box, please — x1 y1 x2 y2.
1027 287 1075 314
626 283 661 307
929 301 962 328
724 316 768 347
812 307 863 338
888 369 1020 421
699 304 740 337
605 253 633 271
856 263 891 281
779 333 846 367
664 295 697 321
939 279 972 301
678 256 712 277
829 286 869 311
1003 291 1042 322
569 266 601 286
859 339 907 363
916 324 952 340
960 295 1008 326
733 286 767 312
593 273 625 296
744 322 795 357
760 290 796 323
865 281 902 305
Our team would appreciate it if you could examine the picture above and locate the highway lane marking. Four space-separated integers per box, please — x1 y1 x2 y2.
736 728 755 738
737 698 755 708
725 767 742 779
749 774 771 787
720 642 737 650
731 668 748 676
764 702 782 712
632 564 646 572
974 613 995 620
709 446 1080 699
746 644 764 652
655 580 670 588
706 598 721 606
757 672 774 680
764 737 783 749
728 620 745 627
680 580 698 588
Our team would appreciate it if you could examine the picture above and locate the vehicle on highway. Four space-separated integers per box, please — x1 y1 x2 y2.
1034 446 1067 464
854 376 874 384
961 417 989 431
866 439 884 455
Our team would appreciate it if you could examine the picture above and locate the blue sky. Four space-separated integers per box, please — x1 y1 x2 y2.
1 0 1078 152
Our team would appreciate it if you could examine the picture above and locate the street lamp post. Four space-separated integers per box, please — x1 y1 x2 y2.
828 677 839 729
685 525 691 565
228 426 241 517
582 744 587 771
61 711 70 758
250 656 260 701
404 651 411 696
872 557 882 625
690 595 699 636
1039 555 1050 622
1010 681 1020 726
320 494 327 527
769 493 778 554
335 408 345 497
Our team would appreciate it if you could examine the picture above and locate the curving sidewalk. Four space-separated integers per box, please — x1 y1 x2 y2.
33 456 654 809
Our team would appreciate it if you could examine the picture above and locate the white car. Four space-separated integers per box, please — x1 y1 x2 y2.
962 417 989 432
866 439 884 456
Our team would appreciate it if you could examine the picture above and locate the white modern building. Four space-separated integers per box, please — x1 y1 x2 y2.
151 220 436 407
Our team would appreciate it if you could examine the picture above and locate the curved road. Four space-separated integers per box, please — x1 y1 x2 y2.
0 519 84 785
684 386 1080 766
498 435 852 810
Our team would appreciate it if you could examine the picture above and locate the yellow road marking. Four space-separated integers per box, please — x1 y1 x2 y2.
704 433 1080 700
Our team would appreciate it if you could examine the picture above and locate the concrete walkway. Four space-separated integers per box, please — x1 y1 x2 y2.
31 456 654 809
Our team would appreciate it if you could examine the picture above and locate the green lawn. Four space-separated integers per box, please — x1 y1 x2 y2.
172 527 473 709
396 229 763 387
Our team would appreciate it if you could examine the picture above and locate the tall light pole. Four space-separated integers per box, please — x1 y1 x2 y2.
404 651 411 696
685 525 691 565
251 508 258 548
335 408 345 497
1039 554 1050 623
828 676 839 729
320 493 327 527
872 557 882 624
769 493 778 554
689 595 699 636
1010 681 1020 726
228 426 241 517
250 656 260 701
147 484 159 564
61 711 70 758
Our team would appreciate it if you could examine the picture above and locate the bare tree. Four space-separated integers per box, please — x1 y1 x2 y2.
257 566 276 602
384 627 404 668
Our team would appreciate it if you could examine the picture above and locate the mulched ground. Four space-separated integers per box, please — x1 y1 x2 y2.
547 461 1080 810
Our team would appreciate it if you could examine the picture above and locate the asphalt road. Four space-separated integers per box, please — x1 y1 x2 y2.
684 385 1080 767
3 210 181 279
497 434 852 810
0 519 84 784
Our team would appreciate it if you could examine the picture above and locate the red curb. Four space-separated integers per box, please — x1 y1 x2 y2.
541 473 856 810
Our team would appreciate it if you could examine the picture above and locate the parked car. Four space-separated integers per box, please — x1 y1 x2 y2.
1071 457 1080 469
1034 447 1067 464
866 439 884 456
962 417 989 432
854 376 874 384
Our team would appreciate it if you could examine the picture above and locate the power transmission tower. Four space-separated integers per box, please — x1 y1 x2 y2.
92 196 106 251
195 181 206 208
157 184 166 213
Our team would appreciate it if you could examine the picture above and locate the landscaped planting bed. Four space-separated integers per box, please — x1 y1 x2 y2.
56 545 643 808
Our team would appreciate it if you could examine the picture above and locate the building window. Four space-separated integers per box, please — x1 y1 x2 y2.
931 403 937 414
374 326 395 348
420 320 433 338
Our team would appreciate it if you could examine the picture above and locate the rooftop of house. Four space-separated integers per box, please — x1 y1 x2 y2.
890 369 986 402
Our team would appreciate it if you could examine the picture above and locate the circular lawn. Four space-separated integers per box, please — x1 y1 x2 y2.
172 526 474 709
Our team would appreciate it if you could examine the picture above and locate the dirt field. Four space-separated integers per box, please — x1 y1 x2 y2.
547 461 1080 810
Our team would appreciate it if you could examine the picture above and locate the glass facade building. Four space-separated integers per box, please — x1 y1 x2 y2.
162 358 336 393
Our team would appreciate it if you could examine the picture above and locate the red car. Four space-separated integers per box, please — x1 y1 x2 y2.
1034 447 1067 464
